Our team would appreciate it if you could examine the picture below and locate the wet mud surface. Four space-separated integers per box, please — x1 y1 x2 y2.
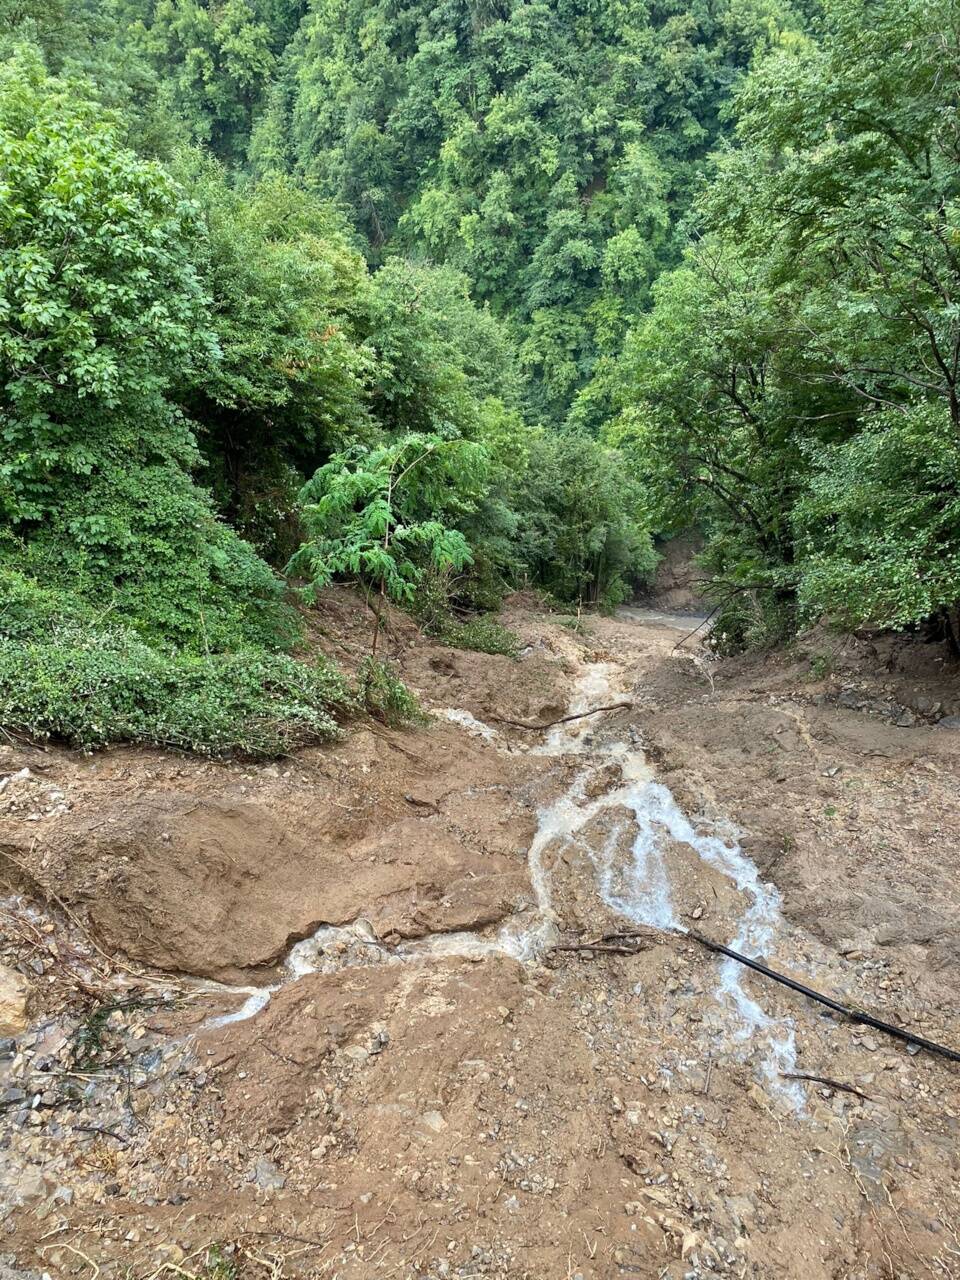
1 598 959 1278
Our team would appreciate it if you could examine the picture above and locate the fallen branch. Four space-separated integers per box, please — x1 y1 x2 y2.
491 701 632 731
552 927 661 956
553 940 651 956
780 1072 873 1102
403 793 440 814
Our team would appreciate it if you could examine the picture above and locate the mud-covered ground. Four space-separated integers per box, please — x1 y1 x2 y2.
1 594 959 1279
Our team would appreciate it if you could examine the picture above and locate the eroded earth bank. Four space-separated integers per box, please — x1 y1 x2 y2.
2 597 960 1279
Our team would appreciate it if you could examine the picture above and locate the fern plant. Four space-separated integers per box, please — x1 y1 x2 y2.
289 433 488 652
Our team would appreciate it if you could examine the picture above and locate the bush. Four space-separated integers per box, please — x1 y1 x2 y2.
795 408 960 632
0 623 354 756
356 657 426 728
410 572 519 657
7 465 301 653
438 616 519 658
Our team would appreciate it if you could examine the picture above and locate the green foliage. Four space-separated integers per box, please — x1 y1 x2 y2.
356 656 426 727
514 432 656 609
614 0 960 645
289 0 802 425
25 0 956 758
201 1245 239 1280
186 165 374 467
0 46 211 525
124 0 277 160
0 55 328 755
795 407 960 631
411 572 519 657
290 433 486 605
0 622 352 755
439 615 520 658
5 466 297 652
0 54 296 652
178 162 376 553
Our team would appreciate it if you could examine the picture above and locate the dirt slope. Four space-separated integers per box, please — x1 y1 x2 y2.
1 596 959 1280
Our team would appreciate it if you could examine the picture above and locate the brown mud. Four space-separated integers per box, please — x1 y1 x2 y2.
1 594 959 1279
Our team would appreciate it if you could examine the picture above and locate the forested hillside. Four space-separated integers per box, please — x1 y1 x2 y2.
1 0 958 752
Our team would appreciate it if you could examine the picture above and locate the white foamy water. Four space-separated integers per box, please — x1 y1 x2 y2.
197 982 276 1029
547 665 802 1105
539 662 620 756
196 656 802 1106
435 708 500 742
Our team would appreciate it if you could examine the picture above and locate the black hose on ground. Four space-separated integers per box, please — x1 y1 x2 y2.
684 928 960 1064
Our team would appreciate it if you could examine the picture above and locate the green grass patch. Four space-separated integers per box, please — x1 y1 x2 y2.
432 614 520 657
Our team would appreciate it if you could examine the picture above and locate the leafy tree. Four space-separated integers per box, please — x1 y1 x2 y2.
0 46 209 523
795 407 960 646
615 0 960 645
289 0 802 425
123 0 276 159
0 49 294 650
289 433 488 650
365 259 522 439
514 431 656 608
176 162 376 557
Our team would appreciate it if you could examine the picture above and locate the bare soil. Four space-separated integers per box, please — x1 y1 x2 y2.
1 593 959 1280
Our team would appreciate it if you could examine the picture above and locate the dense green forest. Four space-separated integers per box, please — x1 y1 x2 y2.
1 0 958 752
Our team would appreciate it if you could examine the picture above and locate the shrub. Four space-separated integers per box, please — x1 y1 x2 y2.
356 657 426 728
410 572 519 657
431 615 519 658
0 623 354 756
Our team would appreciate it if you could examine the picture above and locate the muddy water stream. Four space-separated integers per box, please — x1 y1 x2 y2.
199 631 804 1107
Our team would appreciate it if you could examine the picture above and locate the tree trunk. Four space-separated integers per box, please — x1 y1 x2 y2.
371 576 386 656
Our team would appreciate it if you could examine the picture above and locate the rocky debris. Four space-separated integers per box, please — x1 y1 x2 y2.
0 763 72 822
0 602 958 1279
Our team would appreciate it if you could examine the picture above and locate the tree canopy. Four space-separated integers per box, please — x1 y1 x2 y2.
2 0 959 752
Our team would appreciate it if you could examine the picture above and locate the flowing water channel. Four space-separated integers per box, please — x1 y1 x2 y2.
199 643 804 1107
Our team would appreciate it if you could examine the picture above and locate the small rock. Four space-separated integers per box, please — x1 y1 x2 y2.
0 964 30 1035
419 1110 447 1133
250 1158 285 1192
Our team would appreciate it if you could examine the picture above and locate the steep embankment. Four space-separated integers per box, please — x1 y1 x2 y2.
1 598 959 1279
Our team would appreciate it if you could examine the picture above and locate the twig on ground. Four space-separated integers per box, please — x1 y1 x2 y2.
780 1072 873 1102
73 1124 130 1144
403 793 440 814
491 701 632 731
552 940 653 956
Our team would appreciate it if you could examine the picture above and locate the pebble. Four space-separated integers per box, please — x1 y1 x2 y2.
249 1157 285 1192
